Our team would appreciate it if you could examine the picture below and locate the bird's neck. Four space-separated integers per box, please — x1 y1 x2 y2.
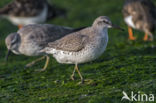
92 26 108 37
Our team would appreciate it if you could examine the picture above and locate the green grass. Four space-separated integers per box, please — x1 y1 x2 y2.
0 0 156 103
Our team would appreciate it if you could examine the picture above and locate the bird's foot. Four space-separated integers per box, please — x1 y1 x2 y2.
70 75 75 81
148 38 153 41
77 79 93 85
143 38 153 41
35 68 46 72
128 37 136 40
143 36 148 41
77 79 84 85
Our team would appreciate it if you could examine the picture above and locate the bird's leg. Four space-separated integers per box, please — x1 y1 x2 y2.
143 33 149 41
75 64 84 83
128 26 136 40
36 55 50 72
71 67 76 81
148 33 154 41
25 56 46 69
18 25 23 29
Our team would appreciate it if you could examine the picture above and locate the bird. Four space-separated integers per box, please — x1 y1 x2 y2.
122 0 156 41
42 16 124 83
0 0 66 29
5 24 85 71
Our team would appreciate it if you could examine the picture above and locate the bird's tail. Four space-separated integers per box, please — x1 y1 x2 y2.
0 5 10 17
47 4 67 20
0 9 5 17
40 47 54 55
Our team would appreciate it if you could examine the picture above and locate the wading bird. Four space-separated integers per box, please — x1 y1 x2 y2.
122 0 156 41
42 16 124 83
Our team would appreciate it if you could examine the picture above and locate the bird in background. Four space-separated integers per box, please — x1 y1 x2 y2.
5 24 84 71
122 0 156 41
42 16 124 83
0 0 66 29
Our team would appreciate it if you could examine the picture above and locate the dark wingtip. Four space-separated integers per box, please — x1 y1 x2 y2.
73 27 87 32
47 4 67 20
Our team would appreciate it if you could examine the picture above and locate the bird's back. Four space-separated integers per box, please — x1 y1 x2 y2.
17 24 84 56
0 0 46 17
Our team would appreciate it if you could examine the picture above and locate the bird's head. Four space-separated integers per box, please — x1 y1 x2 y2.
93 16 124 31
5 33 21 61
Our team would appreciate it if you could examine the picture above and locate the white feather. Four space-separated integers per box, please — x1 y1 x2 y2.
124 16 136 28
7 5 48 25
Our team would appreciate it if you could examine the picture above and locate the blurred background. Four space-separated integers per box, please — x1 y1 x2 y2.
0 0 156 103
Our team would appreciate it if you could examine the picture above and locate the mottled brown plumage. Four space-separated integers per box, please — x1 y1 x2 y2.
0 0 66 27
122 0 156 41
48 34 89 52
0 0 46 17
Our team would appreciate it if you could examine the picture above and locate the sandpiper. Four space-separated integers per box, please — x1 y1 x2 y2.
0 0 65 29
42 16 123 83
122 0 156 41
5 24 84 71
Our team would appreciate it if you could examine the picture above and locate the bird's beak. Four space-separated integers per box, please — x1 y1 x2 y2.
110 24 124 31
5 50 11 61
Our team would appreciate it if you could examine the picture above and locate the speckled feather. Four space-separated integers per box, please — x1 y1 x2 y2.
48 32 89 52
0 0 48 17
6 24 85 56
43 16 110 64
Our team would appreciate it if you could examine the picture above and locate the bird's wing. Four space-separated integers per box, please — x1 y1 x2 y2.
47 4 67 20
47 33 89 52
142 0 156 18
0 1 14 15
19 24 87 48
0 0 44 16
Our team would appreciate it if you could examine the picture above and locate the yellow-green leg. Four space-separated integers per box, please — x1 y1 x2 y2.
71 64 94 84
71 67 76 80
25 56 50 72
74 64 84 83
35 56 50 72
25 56 46 68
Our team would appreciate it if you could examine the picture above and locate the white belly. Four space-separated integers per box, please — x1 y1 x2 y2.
8 5 48 25
47 36 108 64
51 46 105 64
124 16 136 28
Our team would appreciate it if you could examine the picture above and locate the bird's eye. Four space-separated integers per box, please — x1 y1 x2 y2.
103 20 109 24
103 20 106 22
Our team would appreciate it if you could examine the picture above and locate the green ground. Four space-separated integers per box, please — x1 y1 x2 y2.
0 0 156 103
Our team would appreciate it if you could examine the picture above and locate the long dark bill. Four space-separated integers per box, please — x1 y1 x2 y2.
5 50 11 61
112 24 124 31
